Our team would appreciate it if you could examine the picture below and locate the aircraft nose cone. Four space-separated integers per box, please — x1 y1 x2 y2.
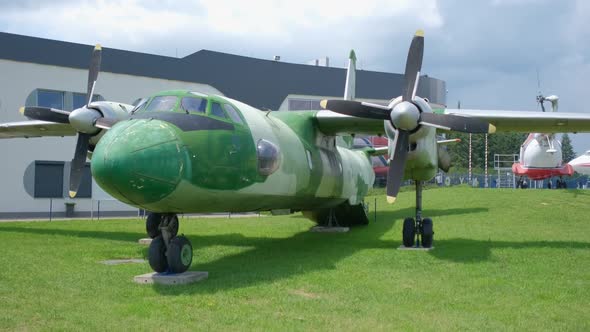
91 119 188 206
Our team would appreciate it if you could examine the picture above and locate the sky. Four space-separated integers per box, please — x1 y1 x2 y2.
1 0 589 154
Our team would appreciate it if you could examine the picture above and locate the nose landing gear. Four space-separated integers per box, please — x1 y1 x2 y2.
146 213 193 273
401 181 434 248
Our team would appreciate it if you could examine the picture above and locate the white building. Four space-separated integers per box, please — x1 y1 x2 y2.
0 32 446 218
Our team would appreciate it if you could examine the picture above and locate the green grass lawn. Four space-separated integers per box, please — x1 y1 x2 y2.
1 187 589 331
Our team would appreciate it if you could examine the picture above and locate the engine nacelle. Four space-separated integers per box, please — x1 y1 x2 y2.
88 101 133 148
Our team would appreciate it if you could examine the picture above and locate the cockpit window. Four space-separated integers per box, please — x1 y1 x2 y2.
210 102 228 119
145 96 178 112
131 98 148 113
224 104 244 124
181 97 207 113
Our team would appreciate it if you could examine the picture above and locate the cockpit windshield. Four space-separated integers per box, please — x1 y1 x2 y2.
144 96 178 112
181 97 207 113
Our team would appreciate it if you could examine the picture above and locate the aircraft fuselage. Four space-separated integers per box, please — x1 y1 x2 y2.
91 92 374 214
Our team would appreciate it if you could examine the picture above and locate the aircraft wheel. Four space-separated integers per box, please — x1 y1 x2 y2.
146 213 162 238
402 217 416 247
168 215 179 238
167 235 193 274
148 236 168 272
422 218 434 248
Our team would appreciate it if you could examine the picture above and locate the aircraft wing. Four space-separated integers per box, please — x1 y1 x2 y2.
0 120 76 139
315 110 384 135
443 109 590 133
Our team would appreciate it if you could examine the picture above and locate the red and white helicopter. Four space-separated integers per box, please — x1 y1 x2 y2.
512 94 573 188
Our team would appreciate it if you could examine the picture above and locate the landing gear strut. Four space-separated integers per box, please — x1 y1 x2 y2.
146 213 193 273
402 181 434 248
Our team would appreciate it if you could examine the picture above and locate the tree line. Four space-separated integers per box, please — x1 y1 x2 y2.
443 132 576 173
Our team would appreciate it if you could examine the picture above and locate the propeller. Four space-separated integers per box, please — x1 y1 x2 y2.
320 30 496 203
20 44 107 198
68 44 102 198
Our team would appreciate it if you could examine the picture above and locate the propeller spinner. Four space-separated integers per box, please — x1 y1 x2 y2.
321 30 496 203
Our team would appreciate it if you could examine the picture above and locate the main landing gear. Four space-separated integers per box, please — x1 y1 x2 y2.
402 181 434 248
145 213 193 273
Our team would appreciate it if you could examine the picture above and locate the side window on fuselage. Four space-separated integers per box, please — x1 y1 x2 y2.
210 102 228 119
181 97 207 113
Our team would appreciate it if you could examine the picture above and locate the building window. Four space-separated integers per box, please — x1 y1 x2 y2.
28 90 106 111
34 161 64 198
37 90 64 109
73 93 104 109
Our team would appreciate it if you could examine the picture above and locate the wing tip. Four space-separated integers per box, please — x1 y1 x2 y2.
488 124 496 134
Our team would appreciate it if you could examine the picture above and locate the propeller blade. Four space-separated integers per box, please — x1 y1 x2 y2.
320 99 390 119
402 30 424 102
69 133 91 198
20 106 70 123
419 113 496 134
386 130 410 203
86 44 102 107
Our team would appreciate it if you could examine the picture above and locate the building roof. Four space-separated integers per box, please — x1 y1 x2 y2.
0 32 446 109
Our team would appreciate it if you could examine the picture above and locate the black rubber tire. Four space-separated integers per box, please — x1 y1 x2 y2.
146 213 162 239
402 218 415 248
422 218 434 248
167 236 193 274
168 215 179 238
148 236 168 273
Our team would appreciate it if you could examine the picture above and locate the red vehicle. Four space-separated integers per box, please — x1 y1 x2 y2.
354 136 389 186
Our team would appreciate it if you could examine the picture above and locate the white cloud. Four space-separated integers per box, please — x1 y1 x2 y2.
1 0 590 153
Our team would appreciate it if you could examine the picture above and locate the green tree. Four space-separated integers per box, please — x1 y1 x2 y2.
561 133 576 162
446 132 525 172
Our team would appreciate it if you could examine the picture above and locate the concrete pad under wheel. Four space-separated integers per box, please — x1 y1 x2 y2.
398 245 434 251
101 258 146 265
138 238 152 245
134 271 208 285
310 226 350 233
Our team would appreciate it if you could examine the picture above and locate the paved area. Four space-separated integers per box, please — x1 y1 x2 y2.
134 271 208 285
397 245 434 251
310 226 350 233
138 238 152 245
101 259 146 265
0 212 264 223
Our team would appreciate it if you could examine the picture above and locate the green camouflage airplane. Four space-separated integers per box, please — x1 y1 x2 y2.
3 31 590 274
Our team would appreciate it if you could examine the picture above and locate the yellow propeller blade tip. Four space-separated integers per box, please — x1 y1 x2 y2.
320 100 327 109
488 124 497 134
415 29 424 37
19 107 25 115
69 191 77 198
386 196 397 204
95 44 102 51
